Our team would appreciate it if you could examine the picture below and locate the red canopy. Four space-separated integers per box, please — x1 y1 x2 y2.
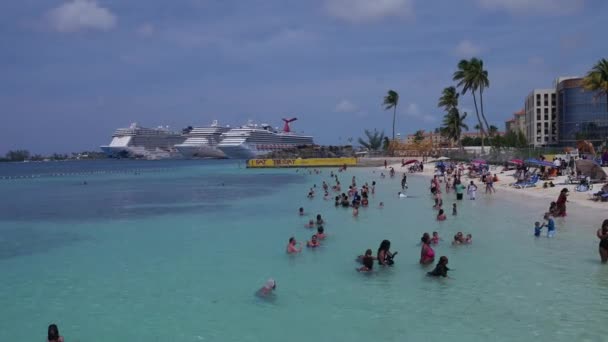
509 159 524 165
403 159 418 165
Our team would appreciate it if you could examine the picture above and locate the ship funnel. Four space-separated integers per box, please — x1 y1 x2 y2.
282 118 297 132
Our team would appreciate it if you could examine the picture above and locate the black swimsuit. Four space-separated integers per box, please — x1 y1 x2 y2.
427 264 449 277
600 237 608 249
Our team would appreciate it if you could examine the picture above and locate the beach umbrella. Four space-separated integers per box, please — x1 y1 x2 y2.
509 159 524 165
436 156 450 161
403 159 418 165
525 158 554 167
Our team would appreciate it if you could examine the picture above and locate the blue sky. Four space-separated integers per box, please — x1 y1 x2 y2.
1 0 606 154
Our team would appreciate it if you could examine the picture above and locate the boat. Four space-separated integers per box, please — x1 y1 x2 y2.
100 123 186 159
217 118 314 159
175 120 230 158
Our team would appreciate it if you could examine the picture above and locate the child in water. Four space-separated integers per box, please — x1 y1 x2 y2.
452 203 457 216
305 220 315 228
465 234 472 244
431 231 440 245
427 256 450 278
353 206 359 217
379 202 384 208
534 221 542 237
316 214 324 226
357 249 375 272
437 209 446 221
299 207 304 216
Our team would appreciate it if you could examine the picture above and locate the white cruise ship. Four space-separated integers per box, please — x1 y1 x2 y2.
217 118 314 159
100 123 186 159
175 120 230 158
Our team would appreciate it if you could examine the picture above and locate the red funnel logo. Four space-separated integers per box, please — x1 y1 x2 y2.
282 118 297 132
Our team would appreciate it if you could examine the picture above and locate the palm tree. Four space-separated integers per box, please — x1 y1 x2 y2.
358 129 385 151
474 123 484 147
453 58 489 153
582 58 608 112
488 125 498 137
383 90 400 140
438 86 459 112
441 108 468 150
469 58 491 132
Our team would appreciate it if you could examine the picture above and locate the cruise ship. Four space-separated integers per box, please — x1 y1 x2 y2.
174 120 230 158
100 123 186 159
217 118 314 159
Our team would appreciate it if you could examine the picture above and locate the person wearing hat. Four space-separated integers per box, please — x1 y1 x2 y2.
555 188 569 217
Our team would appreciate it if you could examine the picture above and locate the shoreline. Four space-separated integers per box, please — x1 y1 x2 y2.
374 159 608 212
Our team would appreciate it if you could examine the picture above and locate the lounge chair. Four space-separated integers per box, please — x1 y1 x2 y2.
511 174 540 189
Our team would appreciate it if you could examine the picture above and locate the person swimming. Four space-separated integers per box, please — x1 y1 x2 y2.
353 206 359 217
287 237 302 254
316 226 326 239
316 214 324 226
379 202 384 208
427 256 450 278
431 231 440 245
305 219 315 228
420 233 435 265
47 324 64 342
452 203 457 216
299 207 304 216
437 209 446 221
307 234 320 248
464 234 472 244
452 232 464 245
357 249 375 272
256 278 277 297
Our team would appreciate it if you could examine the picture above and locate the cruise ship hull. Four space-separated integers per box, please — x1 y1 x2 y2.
100 145 182 160
175 144 226 159
218 144 264 159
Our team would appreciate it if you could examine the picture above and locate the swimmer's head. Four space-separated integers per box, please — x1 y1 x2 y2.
311 234 317 241
365 249 372 256
317 214 322 220
379 202 384 206
534 221 541 227
466 234 472 239
432 231 438 237
317 226 324 234
438 209 444 216
421 234 430 244
439 256 448 265
379 239 391 251
289 237 296 245
309 219 314 225
299 207 303 212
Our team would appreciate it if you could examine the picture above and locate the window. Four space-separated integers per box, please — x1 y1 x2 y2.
544 115 549 120
544 108 548 114
544 94 548 99
537 94 541 100
537 108 541 114
544 101 549 106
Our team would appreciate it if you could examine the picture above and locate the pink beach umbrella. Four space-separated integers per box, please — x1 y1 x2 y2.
509 159 524 165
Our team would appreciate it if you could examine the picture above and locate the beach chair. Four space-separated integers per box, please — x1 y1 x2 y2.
511 175 540 189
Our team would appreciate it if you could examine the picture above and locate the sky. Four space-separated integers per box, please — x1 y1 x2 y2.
1 0 607 154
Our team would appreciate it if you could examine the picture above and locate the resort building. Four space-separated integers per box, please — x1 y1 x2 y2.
505 109 526 135
405 130 451 148
556 77 608 145
524 89 558 146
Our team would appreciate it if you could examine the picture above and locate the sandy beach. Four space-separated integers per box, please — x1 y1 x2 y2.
378 159 608 211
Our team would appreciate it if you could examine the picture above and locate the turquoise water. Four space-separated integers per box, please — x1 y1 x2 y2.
1 161 607 341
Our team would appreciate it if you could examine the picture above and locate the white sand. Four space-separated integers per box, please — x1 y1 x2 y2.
378 159 608 211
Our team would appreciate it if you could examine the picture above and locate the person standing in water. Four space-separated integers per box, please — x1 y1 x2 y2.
597 219 608 263
455 181 465 201
401 174 407 190
377 240 395 266
427 256 450 278
452 203 457 216
467 181 477 200
286 237 302 254
420 234 435 265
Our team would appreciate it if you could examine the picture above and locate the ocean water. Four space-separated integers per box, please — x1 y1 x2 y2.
1 160 607 342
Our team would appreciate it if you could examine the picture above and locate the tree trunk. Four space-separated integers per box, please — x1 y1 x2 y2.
479 87 491 134
471 92 485 154
392 105 397 141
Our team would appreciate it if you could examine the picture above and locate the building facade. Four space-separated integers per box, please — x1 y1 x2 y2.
405 130 450 147
524 89 558 146
556 77 608 145
505 109 526 135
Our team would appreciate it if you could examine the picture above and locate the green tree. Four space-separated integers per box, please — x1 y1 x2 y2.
358 129 385 151
438 86 459 112
582 58 608 111
488 125 498 137
453 58 490 153
516 130 528 147
413 130 425 143
382 137 390 151
382 90 400 140
441 109 468 150
5 150 30 161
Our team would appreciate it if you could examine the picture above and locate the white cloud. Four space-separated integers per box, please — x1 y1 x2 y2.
477 0 584 15
325 0 413 22
454 40 481 58
403 103 435 123
334 99 359 113
47 0 117 33
136 23 155 37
